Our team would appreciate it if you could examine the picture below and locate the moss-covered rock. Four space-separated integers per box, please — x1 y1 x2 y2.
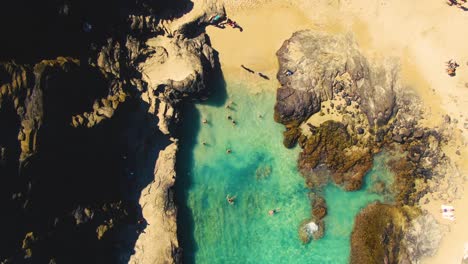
298 120 373 191
350 203 415 264
311 194 327 220
282 121 301 148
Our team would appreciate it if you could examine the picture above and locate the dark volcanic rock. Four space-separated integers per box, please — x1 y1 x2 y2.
0 0 215 262
275 30 397 126
274 87 320 124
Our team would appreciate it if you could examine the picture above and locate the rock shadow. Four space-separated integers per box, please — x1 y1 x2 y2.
175 63 227 264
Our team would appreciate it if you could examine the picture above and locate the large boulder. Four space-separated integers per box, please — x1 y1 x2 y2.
275 30 396 126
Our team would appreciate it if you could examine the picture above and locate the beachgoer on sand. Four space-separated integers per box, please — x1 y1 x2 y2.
210 14 226 28
225 18 243 32
446 59 459 76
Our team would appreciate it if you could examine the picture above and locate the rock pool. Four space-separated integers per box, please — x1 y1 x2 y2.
175 80 392 263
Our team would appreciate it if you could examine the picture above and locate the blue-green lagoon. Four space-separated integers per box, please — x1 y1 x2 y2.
175 80 393 263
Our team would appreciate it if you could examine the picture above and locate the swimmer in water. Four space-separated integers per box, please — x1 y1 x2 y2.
226 194 236 204
269 208 281 216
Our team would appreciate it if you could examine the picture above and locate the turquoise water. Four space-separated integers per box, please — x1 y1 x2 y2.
176 80 392 264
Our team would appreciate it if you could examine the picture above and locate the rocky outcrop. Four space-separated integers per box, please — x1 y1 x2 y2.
350 203 414 264
351 204 445 264
298 121 373 191
140 1 223 135
0 0 224 262
129 142 179 264
274 30 455 263
403 212 445 263
275 30 396 127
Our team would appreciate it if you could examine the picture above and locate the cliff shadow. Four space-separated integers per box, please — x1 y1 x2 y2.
175 70 227 263
0 97 23 259
16 84 170 263
114 97 172 263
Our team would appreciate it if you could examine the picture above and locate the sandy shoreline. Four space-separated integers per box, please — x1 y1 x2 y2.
207 0 468 262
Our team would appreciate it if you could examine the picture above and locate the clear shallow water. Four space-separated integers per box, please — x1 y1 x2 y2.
176 80 392 264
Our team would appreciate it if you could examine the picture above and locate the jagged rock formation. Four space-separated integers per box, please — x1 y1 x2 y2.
140 1 224 135
403 212 445 263
351 204 444 264
129 142 179 264
275 30 396 127
0 0 224 263
0 56 143 263
298 121 373 191
274 30 451 263
351 203 414 264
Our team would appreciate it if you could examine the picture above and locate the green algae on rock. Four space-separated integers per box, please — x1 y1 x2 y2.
298 120 373 191
350 202 420 264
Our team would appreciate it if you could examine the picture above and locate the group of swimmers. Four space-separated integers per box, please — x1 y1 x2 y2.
201 99 265 152
226 194 280 215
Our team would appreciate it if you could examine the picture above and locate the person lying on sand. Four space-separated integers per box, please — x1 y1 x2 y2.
447 0 467 8
225 18 243 32
226 194 236 204
210 14 227 28
446 59 459 76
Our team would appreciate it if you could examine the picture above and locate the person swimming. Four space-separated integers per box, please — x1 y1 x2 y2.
226 194 236 204
269 208 281 216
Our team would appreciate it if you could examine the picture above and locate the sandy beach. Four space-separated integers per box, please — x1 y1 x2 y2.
206 0 468 262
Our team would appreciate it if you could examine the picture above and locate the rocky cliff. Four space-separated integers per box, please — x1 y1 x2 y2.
129 142 179 264
0 0 224 263
274 30 449 263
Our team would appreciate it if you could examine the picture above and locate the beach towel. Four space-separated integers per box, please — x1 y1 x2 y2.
441 205 456 221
